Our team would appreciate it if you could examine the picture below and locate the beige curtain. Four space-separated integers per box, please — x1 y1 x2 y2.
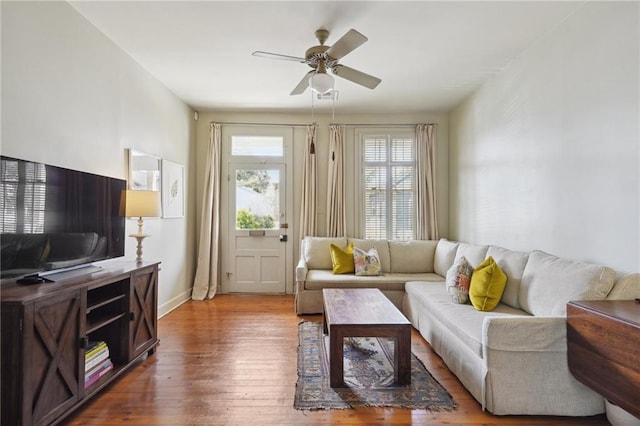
191 123 222 300
326 124 346 237
299 123 317 238
416 124 439 240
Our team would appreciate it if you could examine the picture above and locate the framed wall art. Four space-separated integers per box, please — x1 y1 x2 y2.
128 149 161 191
161 159 184 218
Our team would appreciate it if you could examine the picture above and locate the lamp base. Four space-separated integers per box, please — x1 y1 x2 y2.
129 233 149 263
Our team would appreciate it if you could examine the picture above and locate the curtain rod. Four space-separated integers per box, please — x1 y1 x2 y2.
209 121 436 127
343 123 436 127
210 121 309 127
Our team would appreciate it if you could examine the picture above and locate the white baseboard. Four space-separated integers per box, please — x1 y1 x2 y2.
158 288 192 319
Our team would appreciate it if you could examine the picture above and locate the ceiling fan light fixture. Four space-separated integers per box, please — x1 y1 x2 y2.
309 72 334 95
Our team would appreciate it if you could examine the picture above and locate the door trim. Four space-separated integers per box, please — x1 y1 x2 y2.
220 125 293 294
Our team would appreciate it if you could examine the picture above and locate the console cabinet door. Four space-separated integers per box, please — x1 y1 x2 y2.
129 266 158 359
25 289 83 426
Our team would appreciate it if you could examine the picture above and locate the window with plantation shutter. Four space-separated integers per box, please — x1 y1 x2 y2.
0 159 46 233
360 133 416 240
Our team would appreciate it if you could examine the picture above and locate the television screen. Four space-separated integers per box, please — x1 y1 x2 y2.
0 156 126 279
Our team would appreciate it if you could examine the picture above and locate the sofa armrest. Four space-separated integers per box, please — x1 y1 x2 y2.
482 316 567 352
296 255 308 282
481 315 604 415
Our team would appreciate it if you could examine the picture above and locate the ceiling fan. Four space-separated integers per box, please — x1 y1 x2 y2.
252 28 382 95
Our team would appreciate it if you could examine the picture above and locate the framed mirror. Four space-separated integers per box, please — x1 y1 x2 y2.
128 149 161 191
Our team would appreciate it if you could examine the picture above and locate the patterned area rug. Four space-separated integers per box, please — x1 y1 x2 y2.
294 321 458 410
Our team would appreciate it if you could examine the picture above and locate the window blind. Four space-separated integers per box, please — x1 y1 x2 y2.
362 135 416 240
0 159 46 233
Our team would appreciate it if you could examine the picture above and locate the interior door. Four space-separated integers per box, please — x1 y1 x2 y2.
227 163 287 293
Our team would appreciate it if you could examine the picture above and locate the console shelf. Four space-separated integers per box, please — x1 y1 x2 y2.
87 293 126 313
1 260 160 426
86 312 127 334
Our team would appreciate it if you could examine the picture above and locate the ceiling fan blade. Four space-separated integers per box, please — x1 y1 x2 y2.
332 65 381 89
291 70 315 95
326 29 367 60
252 51 306 63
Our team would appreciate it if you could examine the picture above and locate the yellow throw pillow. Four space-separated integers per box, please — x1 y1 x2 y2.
469 256 507 311
330 242 354 274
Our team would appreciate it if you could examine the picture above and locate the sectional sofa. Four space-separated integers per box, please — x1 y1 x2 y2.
295 236 640 416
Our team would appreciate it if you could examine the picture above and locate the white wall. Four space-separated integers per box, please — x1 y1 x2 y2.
194 110 449 293
449 2 639 272
2 2 197 315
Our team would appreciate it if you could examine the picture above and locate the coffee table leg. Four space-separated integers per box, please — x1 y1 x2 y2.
329 328 345 387
323 311 328 335
396 326 411 385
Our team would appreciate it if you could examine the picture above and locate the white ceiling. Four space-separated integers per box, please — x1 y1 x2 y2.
69 1 583 114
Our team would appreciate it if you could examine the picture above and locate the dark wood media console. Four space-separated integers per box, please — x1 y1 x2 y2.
1 260 160 426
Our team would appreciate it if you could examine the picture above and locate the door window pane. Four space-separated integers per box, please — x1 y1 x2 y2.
232 136 283 157
235 168 280 230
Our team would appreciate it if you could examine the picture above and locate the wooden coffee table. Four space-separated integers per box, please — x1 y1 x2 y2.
322 288 412 388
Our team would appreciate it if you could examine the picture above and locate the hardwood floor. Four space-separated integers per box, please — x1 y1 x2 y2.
64 295 609 425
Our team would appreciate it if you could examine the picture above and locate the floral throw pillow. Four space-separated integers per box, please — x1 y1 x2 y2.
353 247 381 276
445 256 474 304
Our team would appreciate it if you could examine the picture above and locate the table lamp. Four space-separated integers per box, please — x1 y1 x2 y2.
122 190 162 262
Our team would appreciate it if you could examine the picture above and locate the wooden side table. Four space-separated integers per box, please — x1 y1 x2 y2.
567 300 640 419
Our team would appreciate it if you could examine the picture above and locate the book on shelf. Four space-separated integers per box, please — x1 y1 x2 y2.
84 359 113 389
85 346 110 372
85 341 107 360
85 358 113 381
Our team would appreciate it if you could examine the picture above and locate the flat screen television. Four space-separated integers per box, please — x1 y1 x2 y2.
0 156 126 280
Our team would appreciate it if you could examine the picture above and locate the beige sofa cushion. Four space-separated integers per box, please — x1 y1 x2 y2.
486 245 529 309
348 239 391 273
455 242 489 268
388 240 437 273
304 237 347 270
405 281 528 358
304 270 443 292
519 250 616 316
434 239 459 276
607 273 640 299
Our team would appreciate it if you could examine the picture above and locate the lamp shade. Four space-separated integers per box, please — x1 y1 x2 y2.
122 190 162 218
309 72 334 95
